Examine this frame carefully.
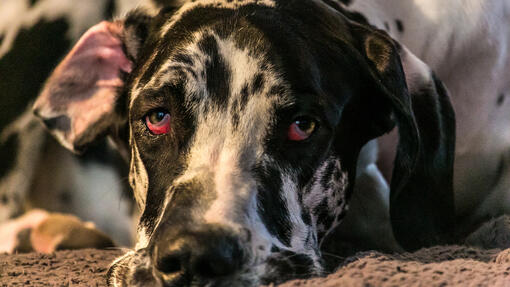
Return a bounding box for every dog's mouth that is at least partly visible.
[107,248,320,287]
[156,270,258,287]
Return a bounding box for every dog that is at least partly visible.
[31,0,510,286]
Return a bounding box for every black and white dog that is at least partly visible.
[30,0,510,286]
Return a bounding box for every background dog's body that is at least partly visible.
[0,0,150,247]
[333,0,510,254]
[364,0,510,226]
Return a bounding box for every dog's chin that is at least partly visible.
[108,265,258,287]
[107,249,319,287]
[107,249,259,287]
[259,250,322,285]
[107,250,164,287]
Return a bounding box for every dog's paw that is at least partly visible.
[0,209,49,253]
[0,210,115,253]
[30,212,115,252]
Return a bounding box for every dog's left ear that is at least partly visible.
[343,23,456,250]
[32,10,153,153]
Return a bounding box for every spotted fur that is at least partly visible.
[32,0,460,285]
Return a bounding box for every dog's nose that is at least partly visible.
[154,231,245,279]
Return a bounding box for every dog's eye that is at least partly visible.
[288,117,317,141]
[145,110,171,135]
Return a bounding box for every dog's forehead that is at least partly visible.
[128,3,300,117]
[158,0,276,38]
[127,0,331,107]
[132,31,281,100]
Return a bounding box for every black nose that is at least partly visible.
[154,230,245,279]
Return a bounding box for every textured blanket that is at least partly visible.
[1,217,510,286]
[1,246,509,286]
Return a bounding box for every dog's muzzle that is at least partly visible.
[108,222,322,286]
[108,225,257,287]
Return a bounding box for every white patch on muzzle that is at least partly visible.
[281,173,323,269]
[145,32,293,264]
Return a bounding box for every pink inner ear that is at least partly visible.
[70,21,132,75]
[34,21,132,150]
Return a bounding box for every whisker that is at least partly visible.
[320,251,345,260]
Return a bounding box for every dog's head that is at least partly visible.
[33,0,455,285]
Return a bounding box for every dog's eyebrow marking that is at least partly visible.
[130,51,159,109]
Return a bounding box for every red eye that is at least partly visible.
[145,110,170,135]
[287,117,317,141]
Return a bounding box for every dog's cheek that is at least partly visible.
[261,251,319,284]
[302,157,349,239]
[108,251,134,287]
[129,142,149,211]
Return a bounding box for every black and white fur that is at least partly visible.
[30,0,460,285]
[29,0,510,286]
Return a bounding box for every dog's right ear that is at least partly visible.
[33,10,152,153]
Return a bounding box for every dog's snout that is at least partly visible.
[154,229,246,279]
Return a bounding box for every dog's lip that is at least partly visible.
[158,269,244,287]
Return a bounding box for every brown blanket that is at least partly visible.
[1,246,509,286]
[2,216,510,286]
[278,246,510,287]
